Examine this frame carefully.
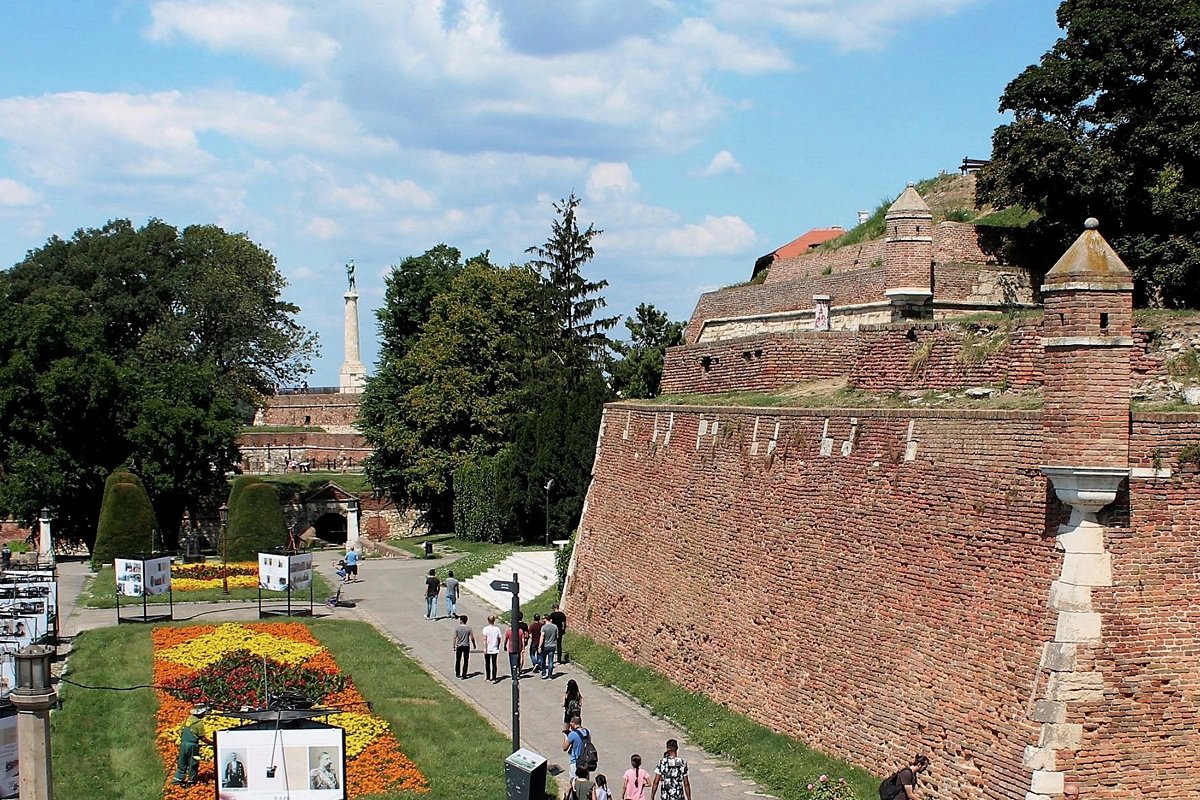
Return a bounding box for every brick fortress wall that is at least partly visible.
[260,392,361,428]
[566,404,1200,799]
[663,321,1185,397]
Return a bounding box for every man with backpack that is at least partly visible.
[878,754,929,800]
[563,716,597,778]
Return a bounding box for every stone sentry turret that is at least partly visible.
[1026,219,1133,800]
[883,182,934,320]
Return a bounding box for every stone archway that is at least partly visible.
[314,512,348,544]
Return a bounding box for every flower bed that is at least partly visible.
[153,623,429,799]
[170,562,261,592]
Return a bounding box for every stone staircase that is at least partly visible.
[462,550,558,610]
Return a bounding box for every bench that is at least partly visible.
[961,157,990,174]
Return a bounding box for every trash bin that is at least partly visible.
[505,748,547,800]
[423,541,434,559]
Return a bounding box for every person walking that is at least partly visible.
[549,603,568,661]
[622,754,651,800]
[563,678,584,725]
[344,545,360,582]
[566,765,595,800]
[505,618,526,679]
[528,613,544,673]
[562,716,591,779]
[424,569,440,619]
[452,615,476,679]
[594,773,611,800]
[878,754,929,800]
[444,570,460,617]
[172,704,212,786]
[1,544,11,571]
[482,615,502,682]
[540,615,560,679]
[650,739,690,800]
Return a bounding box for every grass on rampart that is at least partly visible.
[54,620,548,800]
[80,565,333,608]
[240,424,328,433]
[514,587,878,800]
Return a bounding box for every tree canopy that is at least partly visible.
[978,0,1200,306]
[361,255,554,530]
[611,303,685,399]
[0,219,315,548]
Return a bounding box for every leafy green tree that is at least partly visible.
[525,193,619,371]
[375,244,470,362]
[226,482,286,561]
[362,259,555,531]
[978,0,1200,306]
[92,470,157,567]
[0,219,315,549]
[611,303,685,398]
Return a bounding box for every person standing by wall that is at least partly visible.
[540,616,560,679]
[452,615,476,679]
[878,754,929,800]
[424,568,440,619]
[650,739,690,800]
[482,615,503,682]
[444,570,460,617]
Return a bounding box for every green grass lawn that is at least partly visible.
[55,620,555,799]
[518,590,878,800]
[80,565,333,608]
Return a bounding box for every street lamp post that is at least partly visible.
[543,479,554,548]
[12,644,56,800]
[219,503,230,595]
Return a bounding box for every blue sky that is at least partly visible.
[0,1,1063,385]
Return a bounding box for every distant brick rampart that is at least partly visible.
[260,392,361,427]
[661,333,859,395]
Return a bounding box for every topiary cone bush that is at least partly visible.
[227,474,265,512]
[92,473,157,568]
[226,482,286,561]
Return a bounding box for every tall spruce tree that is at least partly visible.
[525,193,619,372]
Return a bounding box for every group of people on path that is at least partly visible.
[561,725,691,800]
[448,606,567,681]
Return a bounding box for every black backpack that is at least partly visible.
[580,729,599,772]
[566,697,582,721]
[878,771,900,800]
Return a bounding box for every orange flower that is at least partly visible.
[152,622,429,797]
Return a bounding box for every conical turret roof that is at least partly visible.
[1044,219,1133,287]
[886,183,930,216]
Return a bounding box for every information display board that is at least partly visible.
[214,724,345,799]
[258,553,313,592]
[115,557,171,597]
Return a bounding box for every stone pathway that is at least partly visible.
[54,555,774,798]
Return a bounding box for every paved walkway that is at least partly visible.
[54,554,773,799]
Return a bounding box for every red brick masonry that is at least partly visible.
[567,404,1200,800]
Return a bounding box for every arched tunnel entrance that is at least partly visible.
[314,512,347,545]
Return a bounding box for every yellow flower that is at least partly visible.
[157,624,323,670]
[339,712,391,758]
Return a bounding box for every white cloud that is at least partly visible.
[586,163,639,202]
[147,0,338,70]
[656,215,758,257]
[304,216,341,240]
[711,0,977,51]
[694,150,743,177]
[0,179,41,207]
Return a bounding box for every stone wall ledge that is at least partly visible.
[608,400,1042,421]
